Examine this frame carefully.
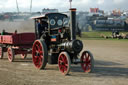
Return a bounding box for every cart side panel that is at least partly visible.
[18,33,36,44]
[1,33,35,45]
[2,35,19,44]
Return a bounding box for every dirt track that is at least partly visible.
[0,39,128,85]
[0,21,128,85]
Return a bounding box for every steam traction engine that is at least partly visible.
[32,9,94,75]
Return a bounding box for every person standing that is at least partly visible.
[36,19,43,39]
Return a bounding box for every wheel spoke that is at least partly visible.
[61,55,65,61]
[63,65,67,71]
[65,64,68,66]
[86,53,88,58]
[59,65,63,70]
[39,55,43,61]
[40,50,43,54]
[62,66,64,72]
[36,44,40,50]
[64,57,67,64]
[59,59,63,63]
[8,50,11,59]
[59,64,64,72]
[84,64,88,70]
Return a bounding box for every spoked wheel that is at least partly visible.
[58,52,71,75]
[81,51,94,73]
[21,53,27,59]
[0,46,4,59]
[32,40,48,69]
[7,47,15,62]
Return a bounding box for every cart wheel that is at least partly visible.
[58,52,71,75]
[7,47,15,62]
[21,54,27,59]
[0,46,4,59]
[32,40,48,69]
[81,51,94,73]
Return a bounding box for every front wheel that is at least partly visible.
[58,52,71,75]
[81,51,94,73]
[32,40,48,69]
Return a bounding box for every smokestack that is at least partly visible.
[70,8,76,40]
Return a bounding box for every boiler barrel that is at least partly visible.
[59,40,83,53]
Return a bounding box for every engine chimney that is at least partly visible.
[70,8,76,40]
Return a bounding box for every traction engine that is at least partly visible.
[32,8,94,75]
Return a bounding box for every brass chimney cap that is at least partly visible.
[70,8,77,11]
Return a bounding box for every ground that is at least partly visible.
[0,39,128,85]
[0,21,128,85]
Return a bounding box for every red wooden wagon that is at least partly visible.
[0,31,35,62]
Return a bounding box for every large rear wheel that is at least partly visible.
[32,40,48,69]
[0,46,4,59]
[58,52,71,75]
[81,51,94,73]
[7,47,15,62]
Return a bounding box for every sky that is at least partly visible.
[0,0,127,12]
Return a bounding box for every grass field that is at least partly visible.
[77,31,128,42]
[81,31,128,38]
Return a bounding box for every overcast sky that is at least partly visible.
[0,0,127,12]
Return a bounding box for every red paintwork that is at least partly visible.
[58,53,68,74]
[7,48,13,62]
[81,51,91,72]
[0,31,36,60]
[32,40,43,69]
[0,33,36,45]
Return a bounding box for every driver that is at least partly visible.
[36,19,48,39]
[36,19,42,38]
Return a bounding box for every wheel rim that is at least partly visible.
[8,48,13,62]
[0,47,3,58]
[32,41,43,69]
[81,51,91,72]
[58,52,70,75]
